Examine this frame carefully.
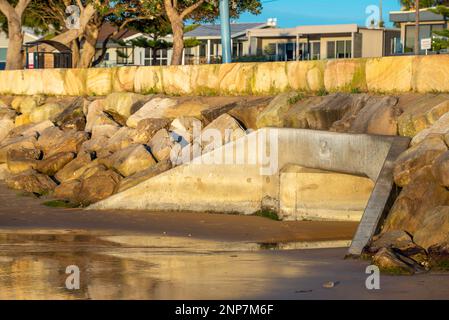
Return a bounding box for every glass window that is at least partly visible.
[327,41,335,59]
[336,40,345,58]
[345,40,352,58]
[0,48,6,62]
[312,42,320,60]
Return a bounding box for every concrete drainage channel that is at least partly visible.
[90,128,410,257]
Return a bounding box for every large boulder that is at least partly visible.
[76,168,122,206]
[432,151,449,187]
[102,144,156,177]
[393,136,446,187]
[202,114,246,153]
[36,152,76,176]
[0,135,37,163]
[348,96,401,135]
[103,127,151,154]
[136,118,171,141]
[0,108,17,121]
[228,98,272,130]
[6,147,41,174]
[369,230,419,256]
[148,129,176,162]
[397,95,449,137]
[11,95,45,115]
[54,97,86,132]
[413,206,449,250]
[372,248,419,275]
[5,170,57,195]
[103,92,147,125]
[37,127,89,158]
[412,112,449,146]
[170,116,202,146]
[7,120,54,139]
[428,242,449,271]
[256,92,298,128]
[0,119,14,142]
[54,151,94,183]
[126,97,177,128]
[384,166,449,234]
[53,179,81,203]
[116,159,172,193]
[29,102,64,123]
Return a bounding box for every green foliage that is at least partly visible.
[288,92,305,105]
[253,210,280,221]
[430,5,449,51]
[43,200,79,208]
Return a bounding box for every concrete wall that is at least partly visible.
[1,55,449,96]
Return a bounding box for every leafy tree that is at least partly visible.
[162,0,262,65]
[0,0,32,70]
[431,5,449,51]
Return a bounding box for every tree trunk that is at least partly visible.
[170,19,184,65]
[71,39,80,68]
[5,15,24,70]
[78,24,99,68]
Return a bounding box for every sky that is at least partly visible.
[238,0,402,28]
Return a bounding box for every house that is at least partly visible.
[0,29,39,70]
[95,21,273,67]
[390,8,449,54]
[246,24,400,61]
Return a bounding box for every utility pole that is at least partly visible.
[220,0,232,63]
[379,0,384,27]
[415,0,420,55]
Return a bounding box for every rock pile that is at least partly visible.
[0,93,257,206]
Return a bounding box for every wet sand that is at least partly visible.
[0,184,448,300]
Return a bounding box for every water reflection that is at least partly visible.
[0,231,318,300]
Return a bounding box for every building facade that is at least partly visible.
[0,30,39,70]
[246,24,400,61]
[390,8,449,54]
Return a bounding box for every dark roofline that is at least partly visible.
[390,9,446,23]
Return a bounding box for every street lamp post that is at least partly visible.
[219,0,232,63]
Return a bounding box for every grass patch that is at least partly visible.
[43,200,79,208]
[316,88,328,96]
[253,210,280,221]
[432,259,449,271]
[288,92,305,105]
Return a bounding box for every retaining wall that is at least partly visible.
[1,55,449,96]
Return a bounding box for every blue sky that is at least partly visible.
[238,0,402,28]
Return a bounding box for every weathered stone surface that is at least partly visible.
[126,98,176,128]
[398,95,449,137]
[287,61,325,92]
[432,151,449,187]
[64,69,87,96]
[54,151,94,183]
[0,108,17,121]
[369,230,417,254]
[384,166,449,234]
[414,206,449,250]
[77,168,122,206]
[148,129,175,162]
[116,159,172,193]
[37,127,89,158]
[253,62,289,94]
[372,248,416,275]
[256,92,298,128]
[53,179,81,202]
[200,102,238,126]
[133,66,163,94]
[29,102,64,123]
[228,98,272,130]
[14,114,31,126]
[219,63,257,94]
[366,56,413,92]
[202,114,246,153]
[104,144,156,177]
[136,118,171,141]
[415,55,449,93]
[412,112,449,146]
[170,116,202,145]
[0,163,9,180]
[8,120,54,138]
[36,152,76,176]
[112,66,137,92]
[86,68,112,96]
[6,147,41,174]
[428,242,449,270]
[349,96,401,135]
[5,170,57,195]
[393,136,446,187]
[162,65,192,94]
[324,59,367,92]
[85,99,106,132]
[54,97,86,132]
[11,95,45,115]
[0,135,37,163]
[104,92,147,125]
[0,119,14,141]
